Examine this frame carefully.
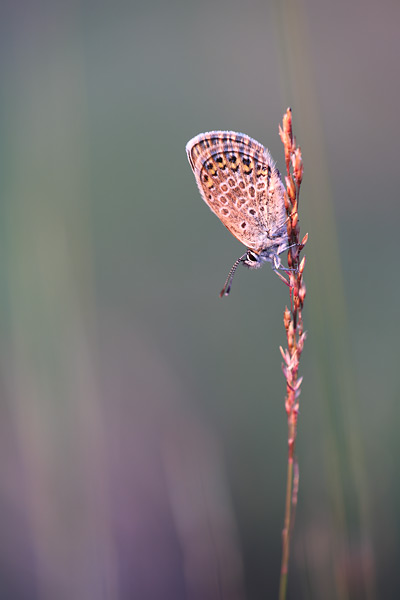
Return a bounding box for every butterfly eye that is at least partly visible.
[247,250,259,262]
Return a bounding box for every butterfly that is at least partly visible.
[186,131,290,296]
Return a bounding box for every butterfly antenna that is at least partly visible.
[219,253,248,298]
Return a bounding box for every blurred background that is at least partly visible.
[0,0,398,598]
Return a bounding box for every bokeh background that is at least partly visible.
[0,0,399,598]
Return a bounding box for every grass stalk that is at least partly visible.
[277,108,307,600]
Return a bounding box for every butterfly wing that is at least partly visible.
[186,131,287,253]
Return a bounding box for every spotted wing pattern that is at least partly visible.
[186,131,288,253]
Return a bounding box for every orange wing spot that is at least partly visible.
[205,160,218,176]
[215,154,227,168]
[242,156,254,174]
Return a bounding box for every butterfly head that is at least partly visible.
[243,248,283,270]
[243,249,266,269]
